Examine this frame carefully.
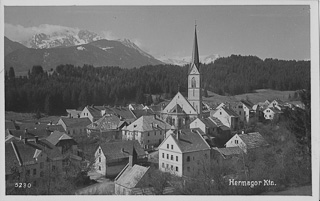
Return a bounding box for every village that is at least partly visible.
[5,27,308,195]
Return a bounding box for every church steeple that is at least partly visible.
[192,24,200,67]
[188,24,202,116]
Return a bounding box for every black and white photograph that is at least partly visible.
[1,0,319,199]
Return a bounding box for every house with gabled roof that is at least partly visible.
[225,132,269,153]
[87,114,127,139]
[57,117,91,136]
[230,100,256,124]
[158,128,211,177]
[94,140,146,178]
[210,106,239,131]
[263,107,282,120]
[122,115,171,150]
[66,109,82,118]
[268,99,285,110]
[46,131,82,159]
[5,138,63,187]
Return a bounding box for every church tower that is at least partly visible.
[188,25,202,116]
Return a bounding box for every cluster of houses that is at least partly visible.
[5,26,305,195]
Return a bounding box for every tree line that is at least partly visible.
[5,55,310,115]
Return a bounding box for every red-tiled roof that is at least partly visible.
[99,140,146,161]
[171,129,210,153]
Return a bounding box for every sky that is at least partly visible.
[4,5,310,60]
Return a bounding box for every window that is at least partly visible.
[40,171,44,177]
[171,165,173,170]
[220,112,222,115]
[171,155,173,160]
[52,165,56,171]
[167,144,169,149]
[239,111,241,115]
[162,153,164,158]
[148,132,150,136]
[176,156,178,161]
[191,77,196,88]
[99,157,101,162]
[99,166,101,171]
[171,145,173,150]
[235,140,238,144]
[166,164,169,169]
[33,169,36,176]
[269,115,271,118]
[99,149,101,154]
[176,167,179,172]
[147,140,149,143]
[40,162,44,169]
[167,154,169,159]
[162,163,165,168]
[187,156,190,162]
[26,170,30,176]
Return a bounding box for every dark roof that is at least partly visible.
[111,107,136,120]
[46,131,74,146]
[149,105,162,113]
[84,105,105,120]
[189,26,200,73]
[66,109,82,118]
[169,104,185,114]
[238,132,269,150]
[5,120,16,130]
[222,107,239,117]
[124,115,171,132]
[213,147,243,158]
[8,129,51,139]
[115,164,150,188]
[87,114,123,131]
[129,104,145,110]
[18,123,65,132]
[99,140,146,160]
[5,142,20,174]
[209,117,225,128]
[199,117,218,128]
[171,129,210,153]
[131,109,155,119]
[60,117,91,128]
[241,100,254,109]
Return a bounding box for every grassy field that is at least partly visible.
[203,89,295,106]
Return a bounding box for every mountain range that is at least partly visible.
[4,28,219,74]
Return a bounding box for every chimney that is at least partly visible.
[129,146,138,168]
[176,130,181,140]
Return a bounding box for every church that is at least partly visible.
[160,26,210,129]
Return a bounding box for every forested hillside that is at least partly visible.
[5,55,310,115]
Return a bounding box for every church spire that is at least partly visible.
[192,24,200,67]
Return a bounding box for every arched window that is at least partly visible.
[191,77,196,88]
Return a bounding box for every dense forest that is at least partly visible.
[5,55,310,115]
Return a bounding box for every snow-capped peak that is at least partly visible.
[159,54,220,66]
[22,28,103,49]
